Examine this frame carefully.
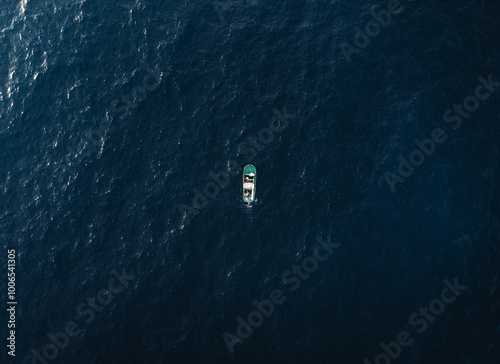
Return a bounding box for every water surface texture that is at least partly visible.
[1,0,499,363]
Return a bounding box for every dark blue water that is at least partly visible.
[1,0,499,363]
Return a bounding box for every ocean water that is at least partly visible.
[1,0,499,363]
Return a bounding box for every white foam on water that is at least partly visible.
[19,0,27,16]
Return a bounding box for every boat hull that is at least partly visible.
[242,165,256,203]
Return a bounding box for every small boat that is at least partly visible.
[242,164,256,203]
